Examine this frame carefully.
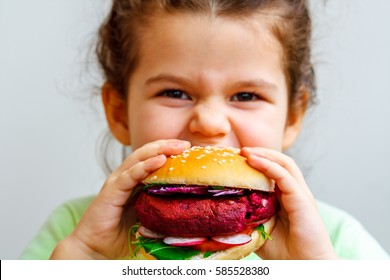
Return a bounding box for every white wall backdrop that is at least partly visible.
[1,0,389,259]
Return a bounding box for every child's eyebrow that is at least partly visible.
[145,74,191,86]
[231,80,278,92]
[145,74,278,92]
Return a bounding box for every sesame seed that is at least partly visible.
[152,176,157,180]
[201,166,207,169]
[181,160,186,163]
[169,167,174,171]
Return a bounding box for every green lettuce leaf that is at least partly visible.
[137,237,201,260]
[256,224,273,241]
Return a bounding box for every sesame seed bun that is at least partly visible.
[142,146,274,191]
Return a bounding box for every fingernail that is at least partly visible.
[182,141,191,148]
[157,154,166,160]
[173,140,190,149]
[240,147,252,155]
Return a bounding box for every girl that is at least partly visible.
[21,0,389,259]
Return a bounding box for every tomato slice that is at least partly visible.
[191,228,254,252]
[191,239,234,252]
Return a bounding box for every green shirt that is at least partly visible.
[20,196,389,260]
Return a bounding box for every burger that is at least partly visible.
[128,146,279,260]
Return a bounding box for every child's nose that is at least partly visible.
[188,102,231,138]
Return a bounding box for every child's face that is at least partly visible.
[116,13,302,151]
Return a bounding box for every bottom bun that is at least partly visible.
[129,217,275,260]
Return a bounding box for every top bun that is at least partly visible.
[143,146,274,192]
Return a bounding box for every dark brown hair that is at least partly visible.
[96,0,316,113]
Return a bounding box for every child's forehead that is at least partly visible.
[137,12,284,66]
[130,11,286,93]
[141,11,281,49]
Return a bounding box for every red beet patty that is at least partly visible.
[134,191,279,237]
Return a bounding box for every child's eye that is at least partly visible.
[158,89,191,100]
[230,92,260,102]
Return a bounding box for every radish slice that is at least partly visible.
[212,234,252,245]
[163,236,207,247]
[138,225,165,239]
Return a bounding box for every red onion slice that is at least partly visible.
[147,185,244,196]
[147,186,209,195]
[209,189,244,196]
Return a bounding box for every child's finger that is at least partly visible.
[241,147,305,185]
[101,154,167,207]
[242,147,313,199]
[246,154,297,195]
[115,139,191,174]
[246,154,315,203]
[246,154,317,218]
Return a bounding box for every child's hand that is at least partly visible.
[50,139,191,259]
[241,147,339,260]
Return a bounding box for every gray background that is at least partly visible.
[1,0,389,259]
